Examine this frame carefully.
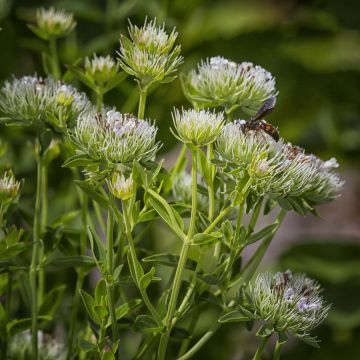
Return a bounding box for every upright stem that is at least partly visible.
[138,87,148,119]
[3,271,13,358]
[49,38,60,80]
[30,151,43,360]
[158,148,198,360]
[106,194,120,358]
[273,341,284,360]
[252,336,270,360]
[171,144,187,177]
[67,194,88,358]
[96,92,103,113]
[207,143,215,221]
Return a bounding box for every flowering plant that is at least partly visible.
[0,8,343,360]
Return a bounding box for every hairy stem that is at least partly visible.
[158,148,198,360]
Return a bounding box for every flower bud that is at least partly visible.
[108,172,134,201]
[182,56,277,115]
[0,170,20,205]
[172,108,225,147]
[246,271,329,343]
[29,7,76,40]
[118,19,183,90]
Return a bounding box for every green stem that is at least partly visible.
[252,336,270,360]
[3,271,13,358]
[30,150,43,360]
[96,92,103,112]
[138,87,148,119]
[177,321,221,360]
[158,149,198,360]
[171,144,187,178]
[207,143,215,221]
[106,194,120,358]
[122,201,161,323]
[247,199,263,235]
[49,38,61,80]
[67,194,88,358]
[273,341,284,360]
[204,205,232,235]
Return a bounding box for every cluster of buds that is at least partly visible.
[0,170,20,206]
[182,56,277,115]
[247,271,329,340]
[118,19,183,90]
[172,108,225,147]
[0,75,91,129]
[107,172,134,201]
[216,120,343,206]
[28,7,76,40]
[8,330,66,360]
[73,109,159,164]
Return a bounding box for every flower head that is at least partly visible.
[0,75,90,129]
[72,109,160,164]
[84,54,120,88]
[172,108,225,147]
[0,170,20,205]
[29,7,76,40]
[247,271,329,340]
[8,330,66,360]
[182,56,277,115]
[118,18,183,89]
[108,172,134,201]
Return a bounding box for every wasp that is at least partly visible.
[242,96,280,141]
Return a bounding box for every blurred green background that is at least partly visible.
[0,0,359,359]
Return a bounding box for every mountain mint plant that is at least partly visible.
[0,9,343,360]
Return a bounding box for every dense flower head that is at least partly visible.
[247,271,329,339]
[84,54,120,87]
[30,7,76,40]
[0,170,20,205]
[8,330,66,360]
[72,109,160,164]
[118,18,183,89]
[172,108,225,147]
[0,75,91,129]
[216,120,343,205]
[182,56,277,115]
[108,172,134,201]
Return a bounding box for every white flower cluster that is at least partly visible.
[172,108,225,147]
[0,169,20,204]
[31,7,76,40]
[248,271,329,338]
[118,19,183,89]
[182,56,277,115]
[0,75,91,129]
[73,109,159,164]
[216,121,344,205]
[8,330,66,360]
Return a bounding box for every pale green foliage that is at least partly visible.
[172,108,225,146]
[72,109,160,164]
[182,56,277,114]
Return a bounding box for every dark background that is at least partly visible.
[0,0,359,359]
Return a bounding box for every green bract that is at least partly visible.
[118,19,183,90]
[28,7,76,40]
[0,75,91,129]
[247,271,329,342]
[172,108,225,147]
[72,109,160,164]
[182,56,277,115]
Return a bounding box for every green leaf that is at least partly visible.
[133,315,162,333]
[7,316,52,337]
[297,334,320,348]
[4,227,23,247]
[93,305,109,320]
[95,279,107,304]
[0,243,27,260]
[192,231,222,246]
[246,224,278,245]
[142,253,197,270]
[80,290,100,325]
[74,180,109,208]
[139,267,156,290]
[127,251,144,284]
[51,210,80,228]
[45,255,96,269]
[198,149,212,185]
[106,299,142,328]
[39,285,66,317]
[218,310,252,323]
[62,154,98,168]
[88,226,106,266]
[256,323,274,337]
[197,273,220,285]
